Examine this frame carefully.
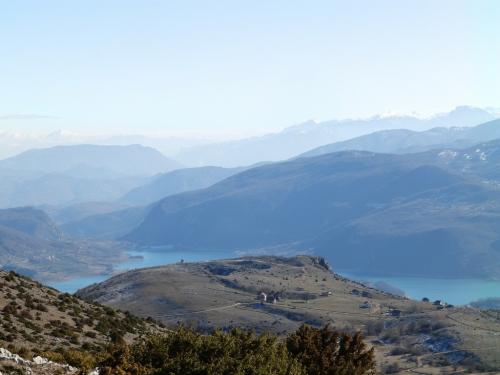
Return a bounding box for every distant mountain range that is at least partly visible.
[0,206,132,282]
[42,165,266,235]
[60,204,153,239]
[173,106,499,167]
[116,164,264,206]
[121,139,500,279]
[0,144,182,175]
[0,129,213,160]
[0,144,181,208]
[0,206,63,239]
[1,172,152,208]
[297,118,500,158]
[2,108,500,281]
[47,201,133,225]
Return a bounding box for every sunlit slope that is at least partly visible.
[76,255,500,373]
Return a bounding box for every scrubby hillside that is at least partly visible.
[77,255,500,373]
[0,269,161,373]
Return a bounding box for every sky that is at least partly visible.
[0,0,499,137]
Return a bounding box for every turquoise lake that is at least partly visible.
[49,249,500,306]
[336,271,500,306]
[49,247,237,294]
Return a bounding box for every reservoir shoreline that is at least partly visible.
[49,248,500,306]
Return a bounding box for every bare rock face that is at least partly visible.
[0,347,27,365]
[0,347,80,375]
[311,256,333,272]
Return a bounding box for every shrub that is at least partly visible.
[91,324,377,375]
[63,349,95,371]
[17,346,32,360]
[128,326,303,375]
[286,323,376,375]
[36,303,48,312]
[40,351,65,363]
[384,362,400,374]
[389,346,409,355]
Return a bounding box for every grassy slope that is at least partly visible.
[77,255,500,373]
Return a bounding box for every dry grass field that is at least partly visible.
[77,255,500,374]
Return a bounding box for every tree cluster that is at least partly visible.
[96,323,376,375]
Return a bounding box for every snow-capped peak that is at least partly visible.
[379,111,422,120]
[46,129,77,138]
[380,111,403,119]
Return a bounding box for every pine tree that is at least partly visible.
[285,323,376,375]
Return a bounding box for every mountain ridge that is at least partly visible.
[297,118,500,159]
[0,144,183,176]
[0,206,64,239]
[120,140,500,278]
[116,165,252,206]
[173,106,499,167]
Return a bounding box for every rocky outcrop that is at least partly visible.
[0,348,80,374]
[310,256,333,273]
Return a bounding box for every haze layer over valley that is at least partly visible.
[3,2,500,373]
[2,105,498,166]
[1,111,500,285]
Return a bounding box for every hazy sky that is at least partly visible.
[1,1,499,137]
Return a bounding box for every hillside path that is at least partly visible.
[156,302,255,321]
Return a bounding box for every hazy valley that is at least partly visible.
[2,115,500,281]
[5,3,500,373]
[2,110,500,373]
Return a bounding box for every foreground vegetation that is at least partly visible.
[0,268,376,375]
[3,257,500,374]
[95,324,375,375]
[0,269,161,372]
[79,256,500,373]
